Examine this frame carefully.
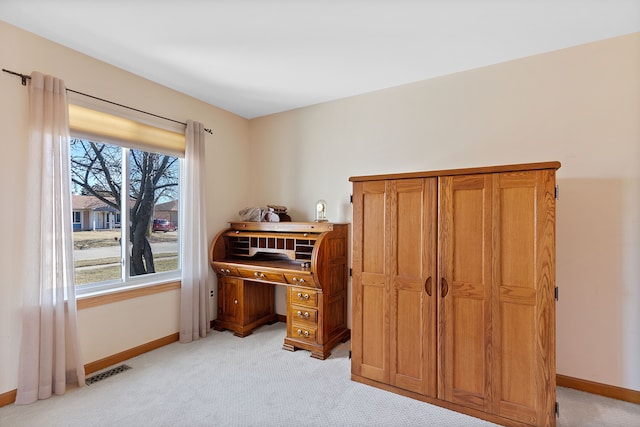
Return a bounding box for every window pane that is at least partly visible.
[128,149,179,277]
[70,137,180,286]
[70,139,123,285]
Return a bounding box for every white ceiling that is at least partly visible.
[2,1,639,119]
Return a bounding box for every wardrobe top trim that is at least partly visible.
[349,161,561,182]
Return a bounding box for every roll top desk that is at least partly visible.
[209,221,350,359]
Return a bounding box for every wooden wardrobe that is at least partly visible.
[350,162,560,427]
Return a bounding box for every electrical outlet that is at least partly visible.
[209,290,214,297]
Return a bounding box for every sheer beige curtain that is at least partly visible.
[179,120,210,342]
[16,72,84,404]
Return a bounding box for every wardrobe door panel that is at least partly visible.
[439,174,492,412]
[390,178,437,396]
[352,181,389,383]
[492,170,556,426]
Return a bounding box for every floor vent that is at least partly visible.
[85,364,131,386]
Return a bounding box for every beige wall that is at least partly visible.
[248,33,640,391]
[0,21,251,395]
[2,19,638,396]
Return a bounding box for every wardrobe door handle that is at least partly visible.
[424,276,432,296]
[441,278,449,298]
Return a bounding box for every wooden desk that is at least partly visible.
[209,221,350,359]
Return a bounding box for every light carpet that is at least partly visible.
[1,322,639,427]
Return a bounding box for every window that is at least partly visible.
[70,138,181,290]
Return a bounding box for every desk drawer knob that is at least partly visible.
[297,328,310,337]
[296,292,310,300]
[296,310,310,319]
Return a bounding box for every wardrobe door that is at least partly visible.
[351,180,390,383]
[491,169,556,426]
[438,174,493,412]
[389,178,437,396]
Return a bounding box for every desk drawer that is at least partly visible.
[289,287,318,308]
[212,262,240,277]
[289,322,317,343]
[284,273,314,288]
[237,268,286,284]
[289,306,318,324]
[211,262,240,277]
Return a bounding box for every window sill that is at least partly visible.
[77,280,181,310]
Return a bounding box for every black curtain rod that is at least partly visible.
[3,68,213,135]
